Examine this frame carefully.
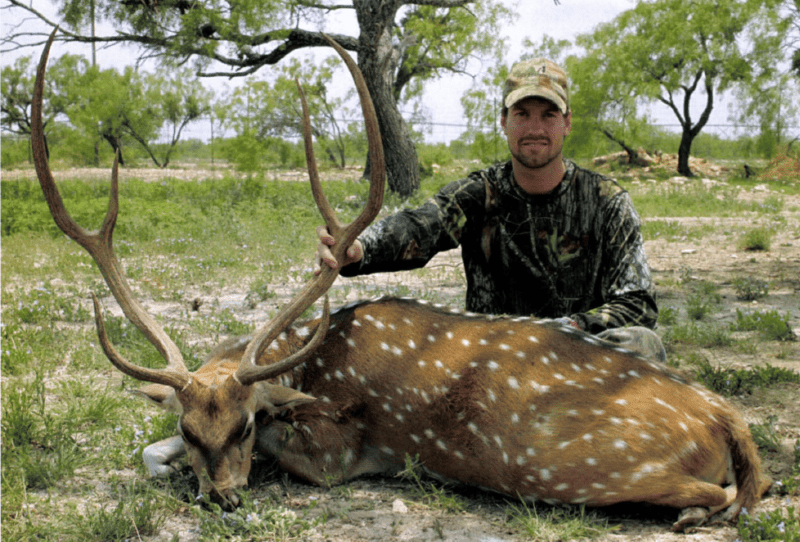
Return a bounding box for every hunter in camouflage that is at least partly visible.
[343,159,657,334]
[319,57,664,361]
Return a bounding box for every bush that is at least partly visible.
[733,309,796,341]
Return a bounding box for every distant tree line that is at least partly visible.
[3,0,799,186]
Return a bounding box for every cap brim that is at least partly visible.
[504,87,568,115]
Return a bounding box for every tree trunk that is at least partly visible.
[102,134,125,165]
[355,0,419,198]
[601,128,640,165]
[677,130,694,177]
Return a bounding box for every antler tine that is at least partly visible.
[235,35,385,386]
[32,29,190,390]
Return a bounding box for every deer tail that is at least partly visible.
[722,409,772,521]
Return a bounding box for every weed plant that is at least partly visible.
[732,309,796,341]
[739,227,773,251]
[195,491,321,541]
[749,415,783,453]
[737,506,799,542]
[507,501,617,541]
[398,454,466,514]
[694,361,800,397]
[663,321,733,348]
[733,277,770,301]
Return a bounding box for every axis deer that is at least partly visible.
[33,31,769,532]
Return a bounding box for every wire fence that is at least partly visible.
[157,117,799,148]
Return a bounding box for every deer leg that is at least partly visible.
[672,485,737,532]
[142,435,186,477]
[256,419,392,486]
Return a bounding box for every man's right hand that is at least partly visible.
[315,225,364,275]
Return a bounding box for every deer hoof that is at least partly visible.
[671,507,708,532]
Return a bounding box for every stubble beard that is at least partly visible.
[511,139,563,170]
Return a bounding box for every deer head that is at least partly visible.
[31,28,384,509]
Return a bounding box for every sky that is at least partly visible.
[2,0,734,143]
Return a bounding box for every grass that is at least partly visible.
[398,454,466,514]
[507,502,618,541]
[2,160,799,540]
[737,506,800,542]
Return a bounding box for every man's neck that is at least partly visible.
[512,156,567,195]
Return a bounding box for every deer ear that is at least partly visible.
[257,383,316,416]
[131,384,183,414]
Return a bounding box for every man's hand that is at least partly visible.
[315,225,364,275]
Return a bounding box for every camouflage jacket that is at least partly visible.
[341,159,658,332]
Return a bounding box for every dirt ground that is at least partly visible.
[7,157,800,541]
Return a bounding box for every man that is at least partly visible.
[317,58,665,362]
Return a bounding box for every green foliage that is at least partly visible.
[69,481,170,541]
[685,282,722,321]
[739,227,774,251]
[416,142,455,177]
[398,454,465,513]
[749,415,782,453]
[570,0,787,173]
[632,185,753,218]
[507,501,617,541]
[737,506,799,542]
[0,136,30,166]
[245,277,277,309]
[733,309,795,341]
[733,277,770,300]
[657,306,679,326]
[3,285,91,325]
[1,372,86,490]
[774,440,800,497]
[694,361,800,397]
[663,321,733,348]
[195,492,321,542]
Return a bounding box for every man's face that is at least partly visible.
[501,98,572,171]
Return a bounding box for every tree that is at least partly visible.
[5,0,520,196]
[1,53,79,158]
[785,0,800,77]
[568,38,652,165]
[140,70,214,167]
[730,2,798,156]
[2,50,212,166]
[574,0,784,177]
[223,57,354,168]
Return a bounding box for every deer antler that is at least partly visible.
[32,29,191,391]
[235,35,385,386]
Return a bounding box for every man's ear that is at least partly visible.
[131,384,183,414]
[564,110,572,136]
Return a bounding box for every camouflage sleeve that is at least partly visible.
[340,177,484,276]
[570,192,659,332]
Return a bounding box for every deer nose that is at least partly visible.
[208,487,241,511]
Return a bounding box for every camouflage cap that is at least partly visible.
[503,58,569,114]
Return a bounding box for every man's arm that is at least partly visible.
[318,176,485,277]
[570,192,658,332]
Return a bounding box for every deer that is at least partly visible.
[32,30,770,533]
